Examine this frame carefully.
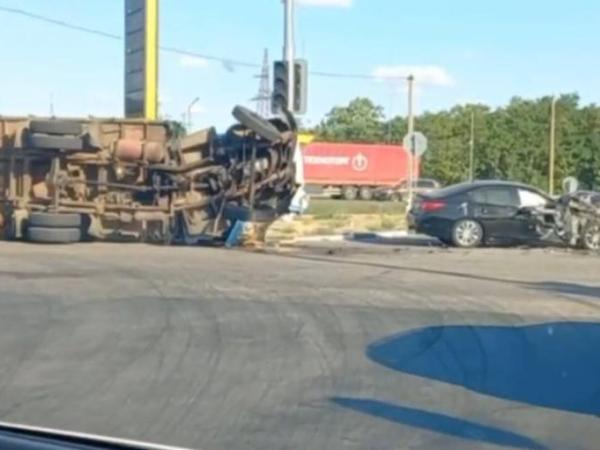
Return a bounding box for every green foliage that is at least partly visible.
[315,94,600,191]
[168,121,187,138]
[315,98,385,143]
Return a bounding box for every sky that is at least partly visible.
[0,0,598,130]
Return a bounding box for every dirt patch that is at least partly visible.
[266,213,407,243]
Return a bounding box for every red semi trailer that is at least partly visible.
[302,142,418,200]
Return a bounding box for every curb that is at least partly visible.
[293,230,409,243]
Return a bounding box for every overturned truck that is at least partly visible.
[0,106,298,244]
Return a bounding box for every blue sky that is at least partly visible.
[0,0,598,130]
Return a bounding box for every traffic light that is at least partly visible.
[272,59,308,115]
[294,59,308,115]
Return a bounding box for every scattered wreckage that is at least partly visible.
[554,191,600,251]
[0,106,299,244]
[529,190,600,251]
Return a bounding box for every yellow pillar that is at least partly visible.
[144,0,159,120]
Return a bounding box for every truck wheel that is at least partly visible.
[29,120,83,136]
[359,186,373,201]
[342,186,358,201]
[29,212,82,228]
[581,222,600,251]
[27,227,81,244]
[28,134,85,151]
[232,106,282,143]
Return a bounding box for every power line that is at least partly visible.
[310,70,408,81]
[0,5,411,82]
[0,5,259,68]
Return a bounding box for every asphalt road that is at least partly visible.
[0,240,599,450]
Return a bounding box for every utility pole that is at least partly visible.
[407,74,415,210]
[469,108,475,182]
[283,0,295,110]
[549,96,558,195]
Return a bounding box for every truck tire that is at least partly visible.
[27,227,81,244]
[342,186,358,201]
[29,212,82,228]
[29,120,83,136]
[359,186,373,201]
[232,106,282,143]
[28,134,85,151]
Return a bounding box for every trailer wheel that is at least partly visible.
[232,105,282,143]
[27,227,81,244]
[29,212,82,228]
[29,120,83,136]
[359,186,373,201]
[341,186,358,201]
[28,134,85,151]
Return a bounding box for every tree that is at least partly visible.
[314,93,599,191]
[316,98,385,143]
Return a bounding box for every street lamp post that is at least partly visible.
[283,0,295,109]
[186,97,200,131]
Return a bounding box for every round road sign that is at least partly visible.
[403,131,428,157]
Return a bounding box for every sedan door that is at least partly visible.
[514,188,554,240]
[469,186,522,240]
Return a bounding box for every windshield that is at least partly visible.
[0,2,599,450]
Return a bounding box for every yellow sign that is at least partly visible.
[144,0,158,120]
[125,0,159,120]
[298,133,315,145]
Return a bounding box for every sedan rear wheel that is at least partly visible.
[452,219,484,248]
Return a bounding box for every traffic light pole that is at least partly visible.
[283,0,295,110]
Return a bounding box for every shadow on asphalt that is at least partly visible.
[333,322,600,448]
[367,322,600,416]
[332,397,546,450]
[347,232,566,249]
[530,282,600,299]
[347,233,441,247]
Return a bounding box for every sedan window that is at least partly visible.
[471,187,518,206]
[518,189,548,207]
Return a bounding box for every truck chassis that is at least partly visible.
[0,106,297,244]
